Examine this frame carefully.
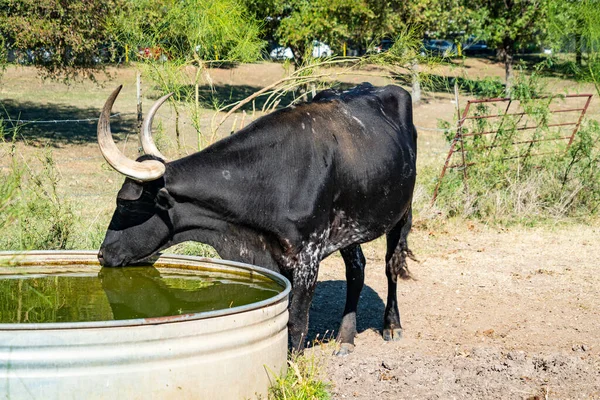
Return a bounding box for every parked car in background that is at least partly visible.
[7,49,35,64]
[311,40,332,58]
[462,39,492,56]
[422,39,457,57]
[269,46,294,60]
[269,40,332,60]
[7,48,53,64]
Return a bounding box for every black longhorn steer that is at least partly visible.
[96,82,417,353]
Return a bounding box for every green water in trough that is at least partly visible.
[0,265,283,323]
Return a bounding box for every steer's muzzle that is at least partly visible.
[97,249,106,266]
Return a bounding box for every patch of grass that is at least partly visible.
[268,351,331,400]
[421,73,505,98]
[0,130,75,250]
[0,125,21,229]
[166,241,219,258]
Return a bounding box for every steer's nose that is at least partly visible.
[98,249,105,266]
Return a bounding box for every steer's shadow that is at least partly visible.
[307,280,385,343]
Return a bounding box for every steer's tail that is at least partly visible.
[388,206,418,280]
[397,242,418,281]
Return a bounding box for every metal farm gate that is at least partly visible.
[432,93,593,203]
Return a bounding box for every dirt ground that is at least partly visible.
[1,59,599,399]
[312,224,600,399]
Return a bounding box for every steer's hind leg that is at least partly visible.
[383,208,414,341]
[335,244,366,356]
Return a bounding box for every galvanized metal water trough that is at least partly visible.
[0,251,290,400]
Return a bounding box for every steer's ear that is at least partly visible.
[155,187,175,210]
[117,180,144,201]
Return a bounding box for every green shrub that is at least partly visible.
[0,132,74,250]
[0,128,21,231]
[268,352,331,400]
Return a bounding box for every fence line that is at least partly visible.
[415,125,455,132]
[2,112,135,125]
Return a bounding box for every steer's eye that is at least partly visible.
[116,196,158,217]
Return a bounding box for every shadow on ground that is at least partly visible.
[1,99,138,146]
[148,81,361,113]
[307,280,385,343]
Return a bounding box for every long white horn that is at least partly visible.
[140,92,173,161]
[97,86,166,181]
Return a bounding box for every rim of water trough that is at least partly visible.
[0,250,291,331]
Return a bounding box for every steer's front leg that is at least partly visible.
[286,261,319,352]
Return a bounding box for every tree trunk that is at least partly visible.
[575,32,583,66]
[500,40,515,95]
[290,44,306,68]
[411,59,421,104]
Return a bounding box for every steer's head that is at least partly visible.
[97,86,176,267]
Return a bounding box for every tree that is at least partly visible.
[474,0,545,90]
[0,0,125,80]
[429,0,546,90]
[547,0,600,96]
[111,0,265,151]
[244,0,422,65]
[547,0,598,66]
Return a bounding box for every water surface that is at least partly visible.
[0,265,282,324]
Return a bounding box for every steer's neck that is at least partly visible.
[164,130,285,226]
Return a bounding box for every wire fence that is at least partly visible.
[2,112,135,125]
[415,125,454,132]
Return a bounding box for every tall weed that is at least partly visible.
[268,351,331,400]
[0,126,21,230]
[0,131,74,250]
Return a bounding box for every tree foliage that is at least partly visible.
[0,0,124,79]
[113,0,264,63]
[432,0,546,88]
[481,0,545,86]
[245,0,425,65]
[547,0,600,55]
[107,0,266,152]
[546,0,600,95]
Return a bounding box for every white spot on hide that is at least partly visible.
[240,242,250,257]
[352,116,365,129]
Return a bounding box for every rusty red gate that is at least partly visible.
[432,94,593,204]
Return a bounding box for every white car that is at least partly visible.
[270,40,332,60]
[311,40,332,57]
[269,46,294,60]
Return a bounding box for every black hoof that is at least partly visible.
[382,328,403,341]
